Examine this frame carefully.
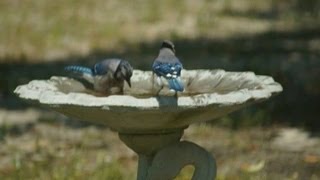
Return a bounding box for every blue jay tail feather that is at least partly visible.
[167,78,184,92]
[65,66,93,75]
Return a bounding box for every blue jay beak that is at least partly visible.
[126,78,131,87]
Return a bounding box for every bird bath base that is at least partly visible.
[14,69,282,180]
[119,128,216,180]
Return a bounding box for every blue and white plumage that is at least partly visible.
[152,40,184,92]
[65,59,133,95]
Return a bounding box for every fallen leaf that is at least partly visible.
[304,154,320,164]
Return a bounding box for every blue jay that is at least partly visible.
[65,59,133,95]
[152,40,184,92]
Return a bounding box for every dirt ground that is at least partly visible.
[0,109,319,180]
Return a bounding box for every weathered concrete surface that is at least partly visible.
[14,70,282,133]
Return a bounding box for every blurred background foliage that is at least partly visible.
[0,0,320,179]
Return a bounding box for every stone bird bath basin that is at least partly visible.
[15,69,282,180]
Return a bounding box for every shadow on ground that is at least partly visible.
[1,27,319,131]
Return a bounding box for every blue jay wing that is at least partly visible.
[152,62,170,76]
[93,59,121,75]
[65,65,95,84]
[93,62,109,75]
[152,61,182,77]
[173,63,182,76]
[152,61,184,91]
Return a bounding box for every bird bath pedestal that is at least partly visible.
[15,70,282,180]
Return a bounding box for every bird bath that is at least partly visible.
[15,69,282,180]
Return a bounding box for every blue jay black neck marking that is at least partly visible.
[161,40,175,53]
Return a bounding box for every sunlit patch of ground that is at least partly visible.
[0,109,319,179]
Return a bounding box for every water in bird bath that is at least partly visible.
[50,69,268,99]
[125,69,266,97]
